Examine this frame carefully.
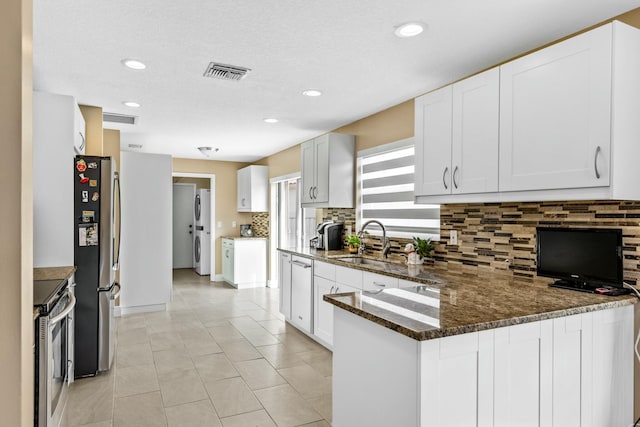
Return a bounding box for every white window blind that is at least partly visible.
[358,140,440,240]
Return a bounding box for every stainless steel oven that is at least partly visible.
[35,281,76,427]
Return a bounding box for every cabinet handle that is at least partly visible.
[373,282,387,288]
[282,254,289,258]
[594,146,601,179]
[291,260,312,269]
[335,286,340,293]
[298,315,303,320]
[442,167,449,190]
[78,132,85,151]
[313,186,318,199]
[309,187,313,200]
[330,286,335,294]
[453,166,459,189]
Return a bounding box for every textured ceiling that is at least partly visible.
[33,0,640,161]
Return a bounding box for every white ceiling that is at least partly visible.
[33,0,640,162]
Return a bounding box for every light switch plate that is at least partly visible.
[449,229,458,245]
[232,221,237,228]
[217,221,222,228]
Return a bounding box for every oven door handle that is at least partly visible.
[49,291,76,326]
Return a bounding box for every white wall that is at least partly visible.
[120,151,172,313]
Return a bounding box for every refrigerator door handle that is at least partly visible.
[112,171,121,271]
[110,282,121,301]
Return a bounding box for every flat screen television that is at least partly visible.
[536,227,623,293]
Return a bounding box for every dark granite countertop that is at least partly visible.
[34,266,76,282]
[277,247,637,341]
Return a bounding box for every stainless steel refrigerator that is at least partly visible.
[73,155,121,377]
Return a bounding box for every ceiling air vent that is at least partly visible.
[203,62,251,81]
[103,112,137,125]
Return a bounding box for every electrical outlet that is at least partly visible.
[345,225,352,235]
[449,229,458,245]
[232,221,237,228]
[217,221,222,228]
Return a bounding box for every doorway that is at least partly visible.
[172,173,216,281]
[172,183,196,268]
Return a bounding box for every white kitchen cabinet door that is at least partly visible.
[290,256,313,333]
[452,67,500,194]
[237,165,268,212]
[313,275,335,346]
[300,140,316,205]
[278,252,292,320]
[414,86,453,196]
[494,320,553,427]
[313,134,330,204]
[222,239,234,284]
[499,24,612,192]
[420,330,494,427]
[550,314,586,427]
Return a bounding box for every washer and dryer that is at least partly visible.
[194,189,211,275]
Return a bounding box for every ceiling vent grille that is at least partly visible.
[103,112,137,125]
[203,62,251,81]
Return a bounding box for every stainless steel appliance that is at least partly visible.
[73,156,121,377]
[310,221,344,250]
[34,277,76,427]
[240,224,253,237]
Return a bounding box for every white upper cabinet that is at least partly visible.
[452,68,500,194]
[415,67,500,200]
[414,86,453,196]
[499,24,612,192]
[300,133,355,208]
[237,165,268,212]
[415,21,640,204]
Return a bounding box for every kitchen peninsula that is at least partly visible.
[279,247,636,427]
[323,265,635,427]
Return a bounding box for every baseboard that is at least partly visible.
[114,306,122,317]
[119,303,166,316]
[267,279,279,288]
[213,274,224,282]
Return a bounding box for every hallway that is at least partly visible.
[63,269,332,427]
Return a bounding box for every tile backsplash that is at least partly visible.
[251,212,269,238]
[325,201,640,284]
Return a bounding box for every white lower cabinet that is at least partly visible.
[333,305,633,427]
[278,252,292,320]
[290,255,313,334]
[222,238,267,289]
[313,276,335,346]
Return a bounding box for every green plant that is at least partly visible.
[412,236,434,258]
[345,234,361,248]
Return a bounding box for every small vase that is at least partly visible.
[348,245,359,254]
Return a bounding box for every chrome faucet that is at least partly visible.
[357,220,391,259]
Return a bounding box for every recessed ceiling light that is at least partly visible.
[121,59,146,70]
[394,22,425,38]
[123,101,140,108]
[302,89,323,97]
[263,118,279,124]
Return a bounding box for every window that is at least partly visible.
[357,139,439,240]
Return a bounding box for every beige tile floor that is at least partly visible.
[62,269,333,427]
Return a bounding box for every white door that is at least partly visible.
[414,86,453,196]
[237,167,250,211]
[222,240,234,284]
[314,135,330,204]
[452,67,500,194]
[499,24,612,192]
[172,183,195,268]
[300,140,316,204]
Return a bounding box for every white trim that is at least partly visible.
[357,137,414,158]
[119,303,166,316]
[270,172,301,184]
[172,172,216,280]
